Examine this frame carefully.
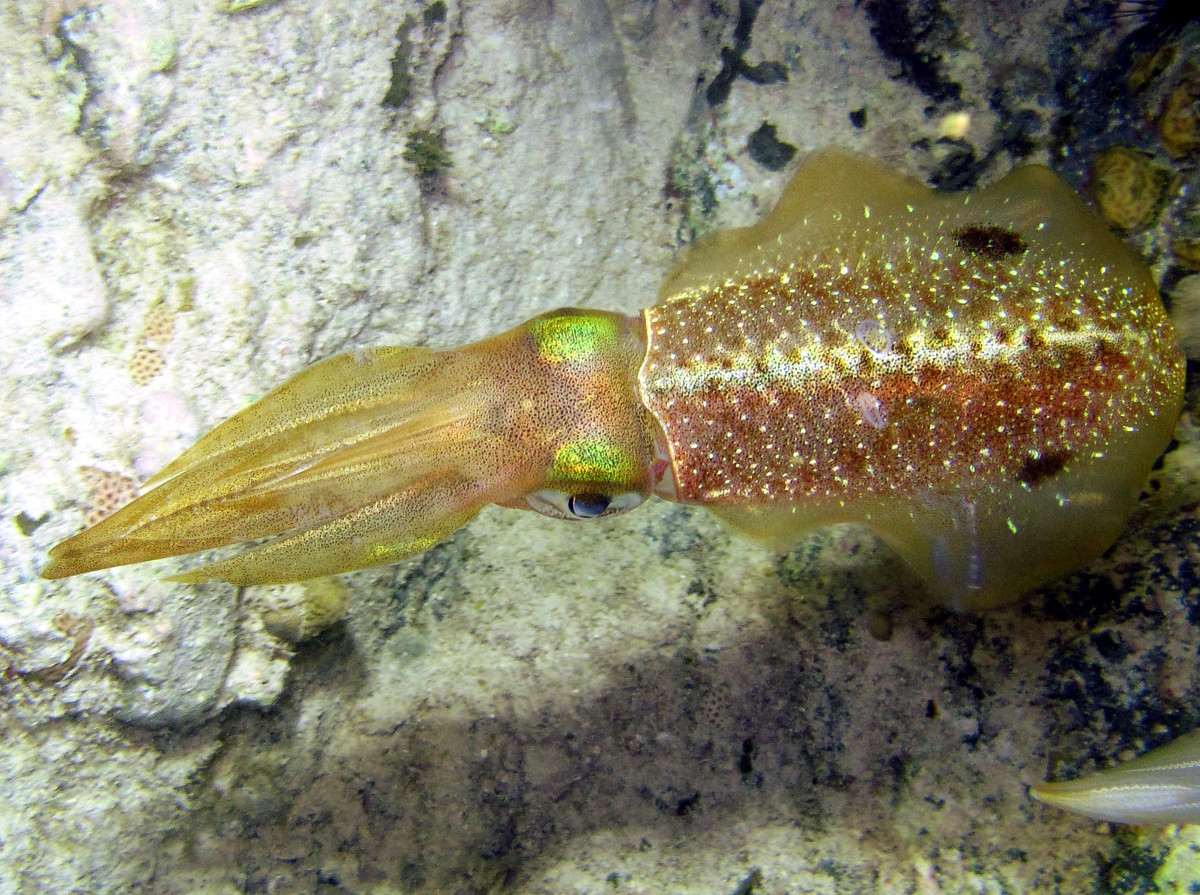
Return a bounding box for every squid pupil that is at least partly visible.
[567,493,611,518]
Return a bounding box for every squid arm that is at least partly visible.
[42,310,661,585]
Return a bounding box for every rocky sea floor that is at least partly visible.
[4,0,1200,892]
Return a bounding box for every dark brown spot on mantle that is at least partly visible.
[953,224,1028,260]
[1018,449,1072,486]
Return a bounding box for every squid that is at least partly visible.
[42,150,1192,821]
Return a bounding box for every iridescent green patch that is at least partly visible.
[529,314,622,364]
[549,439,637,489]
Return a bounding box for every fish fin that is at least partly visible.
[862,473,1135,610]
[1032,729,1200,826]
[659,149,924,298]
[705,504,850,550]
[708,439,1144,609]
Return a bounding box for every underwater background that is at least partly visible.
[3,0,1200,891]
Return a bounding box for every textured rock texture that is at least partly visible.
[3,0,1200,893]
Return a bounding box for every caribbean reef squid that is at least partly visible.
[42,149,1191,825]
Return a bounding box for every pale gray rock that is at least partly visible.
[5,190,110,352]
[58,0,180,170]
[2,0,1199,893]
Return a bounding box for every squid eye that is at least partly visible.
[567,493,610,518]
[525,489,647,521]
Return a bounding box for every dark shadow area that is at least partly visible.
[135,490,1200,893]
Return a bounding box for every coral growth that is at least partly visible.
[127,302,175,386]
[138,302,175,345]
[1158,65,1200,158]
[78,466,137,527]
[127,346,165,386]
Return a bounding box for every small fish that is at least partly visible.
[1032,729,1200,826]
[42,149,1184,615]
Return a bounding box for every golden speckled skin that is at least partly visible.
[640,151,1183,608]
[42,311,656,585]
[43,151,1182,609]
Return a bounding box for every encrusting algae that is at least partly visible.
[1089,146,1174,231]
[1158,64,1200,159]
[41,149,1190,823]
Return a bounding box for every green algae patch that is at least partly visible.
[382,20,414,108]
[423,1,447,26]
[219,0,282,12]
[666,126,718,242]
[403,129,452,180]
[1152,825,1200,893]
